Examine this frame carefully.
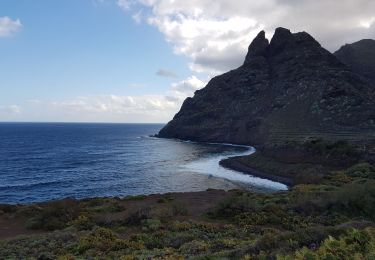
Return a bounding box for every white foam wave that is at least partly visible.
[181,142,288,191]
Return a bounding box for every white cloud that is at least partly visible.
[170,76,205,93]
[48,94,177,122]
[118,0,375,75]
[360,17,375,29]
[0,105,21,114]
[166,75,206,102]
[147,15,262,74]
[0,16,22,37]
[132,10,143,24]
[117,0,133,10]
[0,76,206,123]
[156,68,178,78]
[0,105,22,122]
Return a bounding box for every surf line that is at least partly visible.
[177,139,288,191]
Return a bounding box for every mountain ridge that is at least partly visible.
[334,39,375,86]
[157,28,375,146]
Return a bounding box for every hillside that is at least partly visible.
[334,39,375,85]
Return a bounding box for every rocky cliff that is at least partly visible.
[334,39,375,86]
[157,28,375,145]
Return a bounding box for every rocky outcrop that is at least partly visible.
[244,31,269,63]
[157,28,375,146]
[334,39,375,86]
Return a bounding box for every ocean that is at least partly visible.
[0,123,287,204]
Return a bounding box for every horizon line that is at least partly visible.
[0,121,166,125]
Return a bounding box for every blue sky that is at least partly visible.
[1,1,189,104]
[1,0,374,122]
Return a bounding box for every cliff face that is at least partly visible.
[158,28,375,145]
[334,39,375,86]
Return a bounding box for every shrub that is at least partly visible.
[141,218,162,231]
[210,194,260,218]
[171,203,188,216]
[329,180,375,220]
[344,163,375,179]
[76,227,144,254]
[125,207,152,225]
[293,179,375,221]
[280,228,375,259]
[169,221,193,232]
[179,240,209,255]
[70,215,94,231]
[304,139,359,158]
[24,199,80,231]
[329,172,353,185]
[157,198,168,203]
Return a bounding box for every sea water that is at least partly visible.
[0,123,287,204]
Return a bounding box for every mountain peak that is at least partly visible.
[244,30,269,64]
[268,28,321,56]
[244,28,322,64]
[158,28,375,146]
[272,27,292,40]
[335,39,375,85]
[268,27,293,50]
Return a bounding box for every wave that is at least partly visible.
[177,140,288,191]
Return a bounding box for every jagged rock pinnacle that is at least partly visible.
[244,30,269,64]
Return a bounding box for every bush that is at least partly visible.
[329,180,375,220]
[76,227,144,254]
[344,163,375,179]
[280,228,375,259]
[305,139,359,158]
[141,219,162,231]
[125,207,151,225]
[171,203,188,216]
[294,179,375,220]
[210,194,260,218]
[70,215,94,231]
[24,199,81,231]
[179,240,209,255]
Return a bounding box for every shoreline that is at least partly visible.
[219,155,294,186]
[157,136,293,188]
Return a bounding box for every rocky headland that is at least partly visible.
[157,27,375,186]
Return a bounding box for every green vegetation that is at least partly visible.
[304,139,359,158]
[281,228,375,259]
[1,146,375,259]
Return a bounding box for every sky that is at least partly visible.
[0,0,374,123]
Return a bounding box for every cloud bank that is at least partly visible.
[2,76,206,123]
[119,0,375,75]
